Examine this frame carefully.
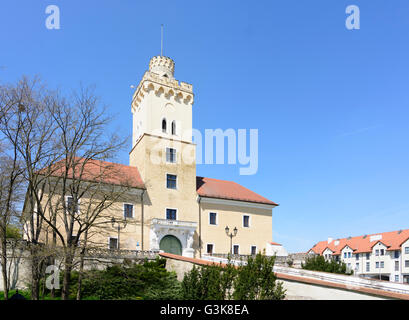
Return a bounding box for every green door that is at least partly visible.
[160,235,182,255]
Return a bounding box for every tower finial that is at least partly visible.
[161,24,164,57]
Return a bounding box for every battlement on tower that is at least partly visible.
[131,56,194,112]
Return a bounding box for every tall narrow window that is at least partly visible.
[162,119,167,133]
[124,204,134,219]
[66,196,79,214]
[233,245,239,255]
[109,237,118,250]
[171,121,176,135]
[209,212,217,225]
[243,215,250,228]
[166,148,176,163]
[207,244,214,255]
[166,174,177,189]
[251,246,257,255]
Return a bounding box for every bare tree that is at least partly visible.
[0,77,130,300]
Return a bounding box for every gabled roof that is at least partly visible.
[309,229,409,255]
[196,176,278,206]
[39,158,145,189]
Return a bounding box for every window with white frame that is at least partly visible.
[166,174,177,189]
[166,148,176,163]
[405,247,409,254]
[405,260,409,268]
[395,275,399,282]
[124,204,134,219]
[206,244,214,255]
[375,249,379,256]
[166,208,177,220]
[380,261,384,268]
[109,237,118,250]
[376,262,379,268]
[209,212,217,225]
[243,215,250,228]
[66,196,79,214]
[251,246,257,255]
[380,249,385,256]
[366,253,370,260]
[395,261,399,271]
[395,250,400,259]
[366,262,370,272]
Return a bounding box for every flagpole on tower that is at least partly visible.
[161,24,164,57]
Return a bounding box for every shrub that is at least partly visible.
[301,255,352,275]
[181,253,286,300]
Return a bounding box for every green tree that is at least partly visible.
[233,253,286,300]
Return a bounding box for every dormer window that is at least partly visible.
[162,119,167,133]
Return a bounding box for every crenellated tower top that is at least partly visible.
[149,55,175,79]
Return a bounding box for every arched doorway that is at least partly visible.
[160,235,182,255]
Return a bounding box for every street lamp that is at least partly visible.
[111,217,127,250]
[225,226,238,255]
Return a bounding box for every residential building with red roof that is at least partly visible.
[307,229,409,284]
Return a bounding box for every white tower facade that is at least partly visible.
[130,56,194,148]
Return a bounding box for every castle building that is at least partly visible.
[308,229,409,284]
[33,56,280,259]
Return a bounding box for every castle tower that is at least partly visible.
[130,56,198,258]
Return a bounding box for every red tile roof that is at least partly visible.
[309,229,409,255]
[40,158,145,189]
[270,242,282,246]
[196,176,278,206]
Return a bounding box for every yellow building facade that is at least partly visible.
[37,56,279,259]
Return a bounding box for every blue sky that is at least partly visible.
[1,0,409,253]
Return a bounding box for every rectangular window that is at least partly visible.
[109,237,118,250]
[70,235,79,247]
[66,196,79,214]
[395,261,399,271]
[209,212,217,225]
[243,215,250,228]
[395,275,399,282]
[375,249,379,256]
[376,262,379,269]
[405,247,409,254]
[355,263,359,271]
[166,209,177,220]
[207,244,214,255]
[395,251,400,259]
[348,252,351,258]
[380,261,384,268]
[366,262,370,272]
[251,246,257,255]
[344,252,347,259]
[380,249,385,256]
[124,204,134,219]
[356,254,359,260]
[166,148,176,163]
[366,253,370,260]
[233,245,240,255]
[405,260,409,268]
[166,174,177,189]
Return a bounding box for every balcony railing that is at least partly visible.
[151,218,197,228]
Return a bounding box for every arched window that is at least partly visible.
[171,121,176,135]
[162,118,167,133]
